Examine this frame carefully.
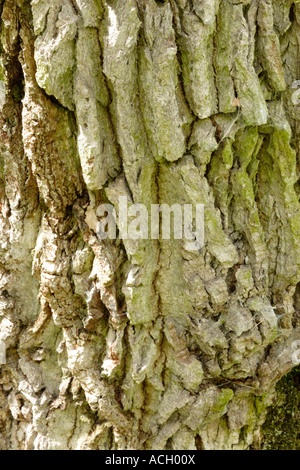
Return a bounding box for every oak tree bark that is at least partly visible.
[0,0,299,450]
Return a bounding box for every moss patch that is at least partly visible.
[262,367,300,450]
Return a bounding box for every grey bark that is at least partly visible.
[0,0,299,450]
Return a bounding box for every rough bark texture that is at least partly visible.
[0,0,300,450]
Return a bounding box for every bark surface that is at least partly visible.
[0,0,300,450]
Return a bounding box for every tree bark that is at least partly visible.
[0,0,299,450]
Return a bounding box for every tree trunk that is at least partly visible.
[0,0,299,450]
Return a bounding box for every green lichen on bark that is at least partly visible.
[0,0,299,450]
